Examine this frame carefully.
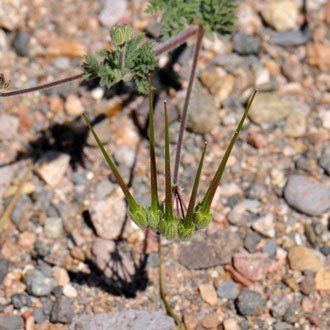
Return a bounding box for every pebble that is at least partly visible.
[268,29,312,47]
[283,301,303,324]
[36,151,70,186]
[0,315,24,330]
[307,43,330,70]
[90,196,126,240]
[183,311,198,330]
[223,318,240,330]
[70,310,175,330]
[53,266,70,286]
[233,252,270,281]
[33,307,49,324]
[0,166,14,214]
[86,118,112,146]
[315,269,330,290]
[176,83,218,134]
[319,143,330,175]
[54,57,71,70]
[0,258,8,285]
[319,109,330,129]
[244,230,262,253]
[252,214,275,238]
[50,297,74,324]
[271,297,290,318]
[11,293,31,309]
[284,174,330,216]
[300,271,316,295]
[0,114,19,140]
[26,269,55,297]
[92,238,135,281]
[34,239,52,258]
[146,252,159,268]
[114,146,136,168]
[95,180,115,200]
[199,283,218,306]
[260,0,298,31]
[44,217,63,239]
[62,284,78,298]
[11,30,30,57]
[248,92,294,125]
[288,246,325,272]
[98,0,127,27]
[282,55,303,82]
[262,240,277,256]
[64,94,84,116]
[202,313,220,328]
[274,321,294,330]
[217,280,238,299]
[236,290,265,316]
[232,32,260,55]
[284,111,306,137]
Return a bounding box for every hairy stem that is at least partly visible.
[173,26,205,184]
[158,235,185,329]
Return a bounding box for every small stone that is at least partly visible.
[53,267,70,286]
[64,95,84,116]
[36,151,70,186]
[283,301,303,324]
[62,284,77,298]
[223,318,240,330]
[95,180,114,200]
[11,293,32,309]
[33,307,49,324]
[271,297,290,318]
[54,57,71,70]
[300,271,316,295]
[288,246,325,272]
[44,217,63,239]
[274,322,294,330]
[0,315,24,330]
[284,175,330,216]
[183,311,198,330]
[319,109,330,130]
[252,214,275,238]
[113,146,135,168]
[217,281,238,299]
[0,166,14,214]
[202,313,220,329]
[50,297,74,324]
[98,0,127,27]
[11,30,30,57]
[248,92,294,125]
[26,269,55,297]
[284,112,306,137]
[320,245,330,256]
[307,43,330,70]
[244,230,262,253]
[320,144,330,175]
[268,29,311,47]
[233,252,270,282]
[315,269,330,290]
[146,252,159,268]
[0,258,8,285]
[262,240,277,256]
[0,114,19,140]
[247,131,267,149]
[233,32,260,55]
[199,283,218,306]
[86,118,112,146]
[236,290,264,316]
[260,1,298,31]
[45,36,87,58]
[34,239,52,257]
[0,0,27,30]
[282,55,303,82]
[92,238,135,281]
[18,231,37,248]
[90,196,126,240]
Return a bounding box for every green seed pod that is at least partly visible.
[178,221,195,241]
[193,204,212,229]
[147,207,163,232]
[110,25,132,47]
[160,215,178,240]
[129,203,148,228]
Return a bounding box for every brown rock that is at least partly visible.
[282,55,303,82]
[18,232,37,248]
[288,246,325,272]
[315,269,330,290]
[307,43,330,70]
[199,283,218,306]
[183,311,199,330]
[53,266,70,286]
[44,37,87,58]
[202,313,220,329]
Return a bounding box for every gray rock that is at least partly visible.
[0,114,19,141]
[268,29,311,47]
[233,32,260,55]
[26,269,55,297]
[95,180,115,200]
[33,307,49,324]
[114,146,136,168]
[70,310,175,330]
[273,322,294,330]
[217,281,238,299]
[236,290,265,316]
[11,31,31,57]
[0,258,8,285]
[50,297,74,324]
[320,245,330,256]
[248,92,294,125]
[320,144,330,175]
[244,230,262,253]
[283,301,303,324]
[11,293,32,309]
[98,0,127,27]
[0,315,24,330]
[262,240,277,257]
[34,240,52,258]
[284,174,330,216]
[271,297,290,318]
[147,252,159,268]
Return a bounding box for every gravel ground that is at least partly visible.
[0,0,330,329]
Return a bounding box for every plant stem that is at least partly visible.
[0,26,199,98]
[173,26,204,185]
[0,74,83,97]
[158,235,185,329]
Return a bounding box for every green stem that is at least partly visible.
[202,90,257,210]
[158,235,185,329]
